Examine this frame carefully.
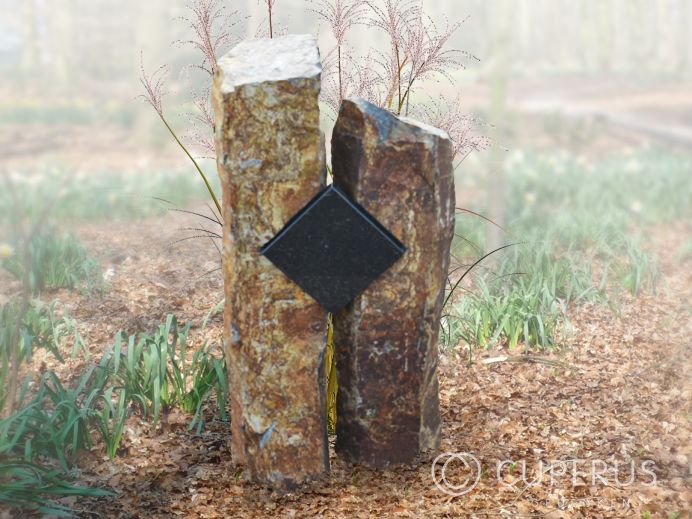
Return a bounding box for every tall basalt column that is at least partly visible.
[332,97,455,468]
[213,34,329,487]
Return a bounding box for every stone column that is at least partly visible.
[213,34,329,488]
[331,98,455,468]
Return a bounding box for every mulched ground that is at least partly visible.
[2,206,688,518]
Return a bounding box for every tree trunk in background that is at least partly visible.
[20,0,38,79]
[48,0,74,88]
[136,0,168,73]
[134,0,170,145]
[684,0,692,77]
[484,0,510,256]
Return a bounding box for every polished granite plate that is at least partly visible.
[261,185,406,313]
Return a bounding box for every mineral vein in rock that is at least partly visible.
[332,97,455,468]
[213,34,329,487]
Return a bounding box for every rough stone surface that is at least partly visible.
[331,97,455,468]
[213,34,329,488]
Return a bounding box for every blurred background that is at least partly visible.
[1,0,691,172]
[1,0,691,209]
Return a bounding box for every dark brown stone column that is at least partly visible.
[213,34,329,488]
[331,97,455,468]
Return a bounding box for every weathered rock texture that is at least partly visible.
[213,34,329,488]
[332,97,455,468]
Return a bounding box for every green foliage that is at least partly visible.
[0,369,99,468]
[446,149,687,350]
[0,460,112,517]
[443,244,597,350]
[502,150,692,233]
[93,387,128,459]
[2,300,84,361]
[613,236,659,296]
[0,300,84,412]
[170,341,228,431]
[0,167,219,224]
[1,227,101,295]
[113,316,188,424]
[1,314,226,466]
[112,315,227,431]
[0,313,227,514]
[0,98,134,126]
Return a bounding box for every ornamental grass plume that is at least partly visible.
[309,0,368,106]
[365,0,418,110]
[177,0,242,76]
[138,0,246,219]
[140,0,488,214]
[311,0,486,163]
[138,55,222,218]
[138,55,167,118]
[314,0,477,118]
[412,94,491,167]
[186,88,217,158]
[177,0,244,158]
[138,0,247,218]
[397,10,477,115]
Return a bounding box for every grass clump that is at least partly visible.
[0,300,85,412]
[1,226,101,296]
[0,369,113,515]
[2,313,227,463]
[0,98,134,126]
[112,314,227,431]
[0,460,111,517]
[0,313,227,515]
[0,370,100,467]
[445,148,688,351]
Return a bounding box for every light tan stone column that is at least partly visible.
[213,34,329,488]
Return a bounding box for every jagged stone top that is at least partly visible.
[217,34,321,93]
[399,115,450,140]
[342,97,451,142]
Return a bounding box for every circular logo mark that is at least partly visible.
[431,452,481,496]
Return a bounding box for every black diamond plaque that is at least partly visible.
[260,185,406,313]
